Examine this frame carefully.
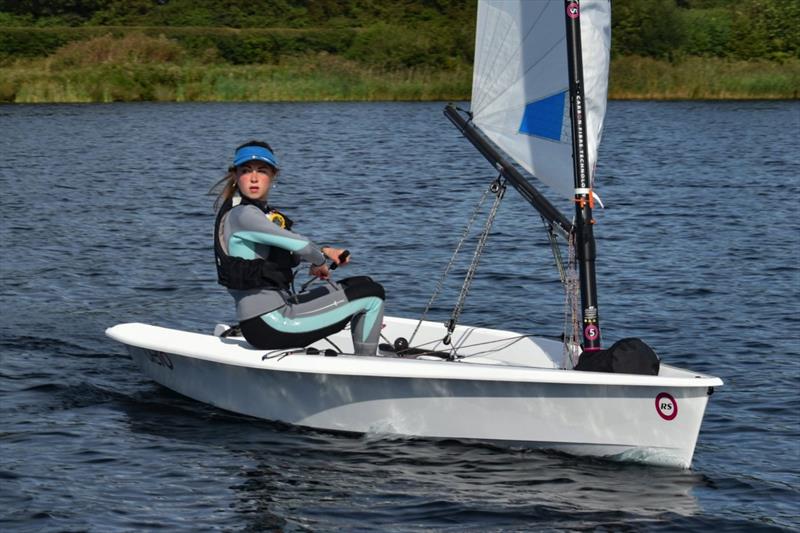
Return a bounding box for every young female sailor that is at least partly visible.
[213,140,385,355]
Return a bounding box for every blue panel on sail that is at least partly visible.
[519,92,566,141]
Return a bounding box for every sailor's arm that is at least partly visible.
[320,246,350,266]
[232,205,326,266]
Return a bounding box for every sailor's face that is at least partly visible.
[236,162,275,200]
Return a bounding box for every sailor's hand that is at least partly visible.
[322,247,350,267]
[309,263,330,280]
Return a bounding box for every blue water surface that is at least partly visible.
[1,101,798,531]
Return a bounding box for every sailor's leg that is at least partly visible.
[240,313,350,350]
[349,297,384,355]
[241,279,385,354]
[339,277,385,355]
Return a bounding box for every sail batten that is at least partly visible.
[471,0,611,201]
[472,3,552,113]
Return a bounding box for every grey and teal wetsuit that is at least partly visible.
[217,194,385,355]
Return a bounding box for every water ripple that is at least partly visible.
[1,101,798,531]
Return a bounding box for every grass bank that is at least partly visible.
[0,56,470,103]
[0,32,470,102]
[0,33,797,103]
[4,57,797,103]
[610,55,800,100]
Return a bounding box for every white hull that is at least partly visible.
[106,317,722,468]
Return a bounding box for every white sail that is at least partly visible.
[471,0,611,201]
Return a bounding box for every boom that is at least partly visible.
[444,104,573,240]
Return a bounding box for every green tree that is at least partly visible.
[612,0,685,60]
[679,8,732,57]
[729,0,800,60]
[0,0,111,22]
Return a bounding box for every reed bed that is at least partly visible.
[609,55,800,100]
[1,61,470,103]
[1,33,796,103]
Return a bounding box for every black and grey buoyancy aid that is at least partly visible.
[214,195,299,291]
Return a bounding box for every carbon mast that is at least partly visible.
[444,1,603,353]
[565,0,602,351]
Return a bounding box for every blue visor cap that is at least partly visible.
[233,146,280,170]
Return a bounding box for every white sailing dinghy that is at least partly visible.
[107,0,722,468]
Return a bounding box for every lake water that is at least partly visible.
[1,101,798,531]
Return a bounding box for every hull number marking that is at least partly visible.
[146,349,174,370]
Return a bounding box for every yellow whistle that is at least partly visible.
[266,211,286,229]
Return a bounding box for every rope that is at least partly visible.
[408,331,571,361]
[562,230,581,368]
[545,219,568,285]
[449,333,533,359]
[405,332,538,360]
[408,179,497,346]
[443,177,506,351]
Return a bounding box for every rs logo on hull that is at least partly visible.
[655,392,678,420]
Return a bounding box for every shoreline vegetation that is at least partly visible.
[1,0,797,103]
[2,32,796,103]
[3,51,797,104]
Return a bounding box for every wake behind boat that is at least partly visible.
[107,0,723,468]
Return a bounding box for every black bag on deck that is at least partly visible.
[574,338,660,375]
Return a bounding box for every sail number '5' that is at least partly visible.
[567,2,579,19]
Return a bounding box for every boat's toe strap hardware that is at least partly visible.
[306,347,338,357]
[221,325,242,338]
[262,348,306,361]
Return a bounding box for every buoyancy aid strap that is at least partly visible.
[214,198,294,290]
